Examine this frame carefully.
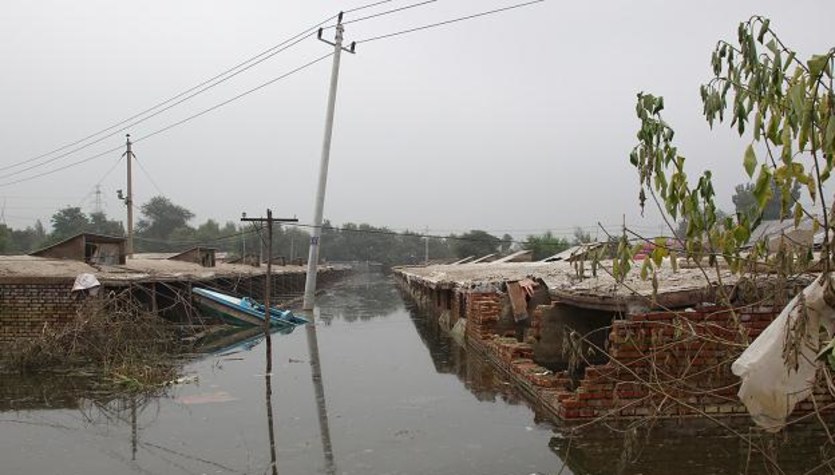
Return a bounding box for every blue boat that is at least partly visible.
[192,287,309,328]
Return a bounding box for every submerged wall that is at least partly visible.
[394,269,834,423]
[0,279,85,341]
[0,266,352,343]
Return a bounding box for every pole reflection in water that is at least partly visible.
[265,335,279,475]
[130,396,137,462]
[305,321,336,475]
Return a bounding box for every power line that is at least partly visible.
[356,0,545,43]
[75,154,125,209]
[285,222,535,245]
[0,53,333,189]
[133,227,261,246]
[95,154,124,186]
[1,0,407,174]
[0,0,437,183]
[0,29,323,181]
[133,53,334,145]
[134,156,165,197]
[326,0,438,28]
[0,15,336,178]
[346,0,398,13]
[0,144,124,188]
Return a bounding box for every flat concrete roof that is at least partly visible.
[395,260,744,312]
[0,255,340,285]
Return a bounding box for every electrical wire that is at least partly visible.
[0,30,322,181]
[356,0,545,43]
[345,0,398,13]
[133,52,333,145]
[133,227,261,246]
[75,153,125,208]
[0,15,336,179]
[0,52,333,189]
[134,156,165,197]
[95,154,125,186]
[285,222,534,245]
[325,0,438,28]
[0,144,124,188]
[1,0,415,174]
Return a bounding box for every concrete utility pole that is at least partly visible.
[122,135,135,257]
[94,185,103,215]
[424,226,430,265]
[303,12,356,312]
[241,210,298,355]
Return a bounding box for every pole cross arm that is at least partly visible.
[241,217,298,223]
[318,29,357,54]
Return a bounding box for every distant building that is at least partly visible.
[224,253,261,267]
[168,247,218,267]
[745,218,820,252]
[30,233,126,266]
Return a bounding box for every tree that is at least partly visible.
[0,224,11,253]
[523,232,570,260]
[136,196,194,241]
[732,180,801,221]
[452,230,500,259]
[8,221,46,254]
[89,211,125,236]
[572,227,593,245]
[626,16,835,431]
[50,207,90,242]
[500,233,514,252]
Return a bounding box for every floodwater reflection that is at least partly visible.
[265,337,279,475]
[1,270,564,474]
[4,270,835,474]
[305,322,336,475]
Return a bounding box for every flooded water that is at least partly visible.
[0,271,563,475]
[2,270,834,474]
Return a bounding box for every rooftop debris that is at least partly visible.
[397,260,748,312]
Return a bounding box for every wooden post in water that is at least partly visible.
[265,210,273,343]
[151,282,158,316]
[241,210,298,359]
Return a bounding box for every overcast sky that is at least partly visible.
[0,0,832,240]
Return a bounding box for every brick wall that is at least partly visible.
[393,272,833,423]
[553,307,834,420]
[465,292,503,340]
[0,281,85,342]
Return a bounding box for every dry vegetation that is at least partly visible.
[0,290,186,391]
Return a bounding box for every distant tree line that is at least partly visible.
[0,195,613,266]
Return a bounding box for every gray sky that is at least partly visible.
[0,0,832,240]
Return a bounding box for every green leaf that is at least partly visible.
[744,144,757,177]
[822,164,832,183]
[808,54,829,79]
[733,224,751,244]
[767,114,780,144]
[758,19,771,43]
[753,165,773,208]
[794,203,803,227]
[783,52,795,71]
[820,338,835,370]
[825,116,835,153]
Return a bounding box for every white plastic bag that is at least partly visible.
[732,277,835,432]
